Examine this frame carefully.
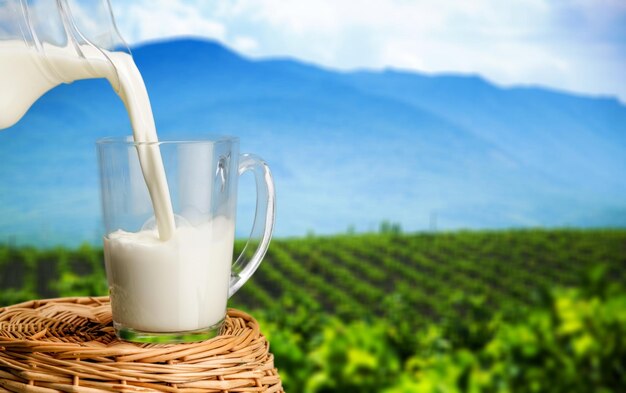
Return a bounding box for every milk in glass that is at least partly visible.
[105,218,234,332]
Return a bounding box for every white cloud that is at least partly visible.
[231,36,259,53]
[109,0,626,101]
[111,0,225,43]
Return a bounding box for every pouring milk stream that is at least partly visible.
[0,1,244,333]
[0,41,177,241]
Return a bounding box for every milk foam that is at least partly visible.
[104,217,235,332]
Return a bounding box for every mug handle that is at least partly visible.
[229,154,276,297]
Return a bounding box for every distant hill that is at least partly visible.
[1,38,625,246]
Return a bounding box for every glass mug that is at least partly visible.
[97,136,275,342]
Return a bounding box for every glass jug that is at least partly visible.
[0,0,129,129]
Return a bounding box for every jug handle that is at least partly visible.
[229,154,276,297]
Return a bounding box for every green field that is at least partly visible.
[1,229,625,392]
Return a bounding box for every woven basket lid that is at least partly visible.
[0,296,283,392]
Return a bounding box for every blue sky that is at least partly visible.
[110,0,626,102]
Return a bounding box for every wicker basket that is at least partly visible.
[0,297,283,392]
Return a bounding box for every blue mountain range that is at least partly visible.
[1,38,625,246]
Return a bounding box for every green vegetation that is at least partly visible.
[1,229,625,392]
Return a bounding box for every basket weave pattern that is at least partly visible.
[0,297,283,392]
